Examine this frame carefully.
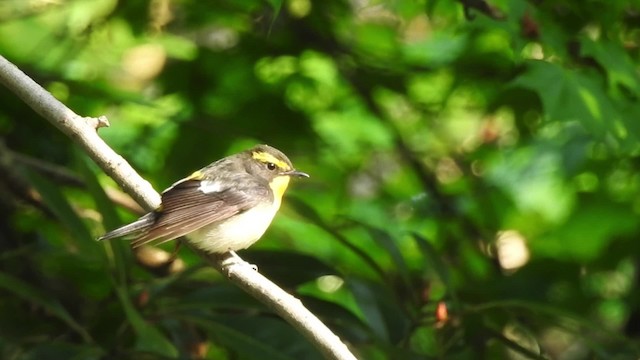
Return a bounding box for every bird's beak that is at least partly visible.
[285,169,309,178]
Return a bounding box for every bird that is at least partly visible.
[98,144,308,254]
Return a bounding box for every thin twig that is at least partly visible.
[1,141,145,214]
[9,150,86,187]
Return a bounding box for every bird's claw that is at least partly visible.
[219,251,258,271]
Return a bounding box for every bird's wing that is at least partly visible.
[130,179,260,248]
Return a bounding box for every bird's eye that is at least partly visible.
[267,162,276,171]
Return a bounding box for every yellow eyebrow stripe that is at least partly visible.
[252,151,290,170]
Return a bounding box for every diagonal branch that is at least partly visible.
[0,57,160,209]
[0,55,357,360]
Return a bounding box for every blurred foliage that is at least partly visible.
[1,0,640,358]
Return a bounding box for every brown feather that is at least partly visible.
[131,179,261,247]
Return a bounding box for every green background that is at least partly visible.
[1,0,640,358]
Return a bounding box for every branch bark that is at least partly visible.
[0,57,160,209]
[0,55,357,360]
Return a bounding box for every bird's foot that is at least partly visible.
[219,251,258,271]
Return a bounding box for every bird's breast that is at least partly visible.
[187,201,279,253]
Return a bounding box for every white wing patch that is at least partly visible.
[199,179,225,194]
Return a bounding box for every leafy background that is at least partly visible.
[1,0,640,359]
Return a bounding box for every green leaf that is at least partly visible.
[412,233,458,304]
[347,278,389,341]
[265,0,282,35]
[26,171,101,259]
[115,287,178,357]
[579,37,640,93]
[355,223,409,275]
[243,250,337,288]
[350,221,415,301]
[0,271,92,343]
[532,198,639,261]
[19,341,104,360]
[157,284,264,313]
[76,154,121,231]
[75,153,131,285]
[347,278,412,344]
[402,31,468,67]
[287,198,387,280]
[184,314,301,360]
[300,296,372,343]
[510,60,620,138]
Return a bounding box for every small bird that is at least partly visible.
[98,144,308,254]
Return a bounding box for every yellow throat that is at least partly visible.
[269,175,290,208]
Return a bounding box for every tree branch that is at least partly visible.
[0,55,357,360]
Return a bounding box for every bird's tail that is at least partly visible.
[98,212,156,241]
